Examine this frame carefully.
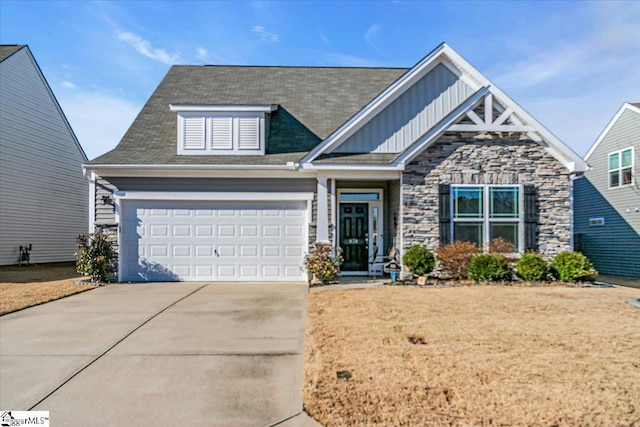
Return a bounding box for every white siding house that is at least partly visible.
[0,45,88,265]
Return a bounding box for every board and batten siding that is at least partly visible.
[574,106,640,278]
[0,47,88,265]
[334,63,473,153]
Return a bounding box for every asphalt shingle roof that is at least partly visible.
[0,45,26,63]
[89,65,408,165]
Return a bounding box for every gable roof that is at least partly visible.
[0,44,87,162]
[0,45,26,63]
[303,43,587,173]
[88,65,407,166]
[88,43,586,173]
[584,102,640,161]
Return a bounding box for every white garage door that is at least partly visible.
[120,200,308,282]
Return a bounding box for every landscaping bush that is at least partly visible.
[402,245,436,277]
[75,232,115,283]
[436,241,481,280]
[305,243,343,284]
[516,252,549,281]
[468,253,512,281]
[488,237,515,254]
[550,252,596,282]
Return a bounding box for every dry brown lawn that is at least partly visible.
[0,263,92,315]
[304,285,640,426]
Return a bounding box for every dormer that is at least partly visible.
[170,105,277,155]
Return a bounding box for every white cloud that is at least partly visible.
[196,47,208,60]
[489,3,640,156]
[195,47,227,64]
[57,90,141,161]
[116,30,180,64]
[309,49,388,68]
[61,81,76,89]
[251,26,280,42]
[364,24,382,52]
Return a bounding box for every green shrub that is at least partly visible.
[402,245,436,276]
[516,252,549,281]
[305,243,343,284]
[436,241,481,280]
[75,232,115,283]
[550,252,596,282]
[468,253,512,282]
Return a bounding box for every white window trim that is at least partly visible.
[607,147,634,189]
[450,184,524,252]
[176,112,265,156]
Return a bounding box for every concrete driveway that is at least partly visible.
[0,282,320,427]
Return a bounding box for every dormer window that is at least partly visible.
[171,105,275,155]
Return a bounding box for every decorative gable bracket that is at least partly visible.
[448,93,534,133]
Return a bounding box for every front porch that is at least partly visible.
[315,173,402,277]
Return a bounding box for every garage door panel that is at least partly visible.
[121,200,307,282]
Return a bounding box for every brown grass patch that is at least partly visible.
[304,286,640,426]
[0,263,92,315]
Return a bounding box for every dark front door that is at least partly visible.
[339,203,369,271]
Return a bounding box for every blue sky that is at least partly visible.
[1,0,639,160]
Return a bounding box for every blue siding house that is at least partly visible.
[574,102,640,279]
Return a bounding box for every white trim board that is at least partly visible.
[170,104,277,113]
[113,191,314,201]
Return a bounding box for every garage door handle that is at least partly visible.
[214,248,219,257]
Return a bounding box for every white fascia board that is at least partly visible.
[82,163,316,178]
[170,104,277,112]
[83,163,296,170]
[301,43,453,163]
[448,124,534,132]
[113,191,314,201]
[584,103,640,161]
[316,170,401,181]
[301,163,404,171]
[394,86,490,165]
[440,45,588,173]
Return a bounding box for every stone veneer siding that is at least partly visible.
[402,133,572,258]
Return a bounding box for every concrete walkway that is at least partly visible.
[0,282,321,427]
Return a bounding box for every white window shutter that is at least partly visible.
[237,116,260,150]
[182,116,205,149]
[210,117,233,149]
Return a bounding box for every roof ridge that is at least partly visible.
[172,64,410,70]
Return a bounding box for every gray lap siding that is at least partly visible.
[402,133,572,258]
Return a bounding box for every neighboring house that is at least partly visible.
[0,45,88,265]
[85,43,587,282]
[574,103,640,279]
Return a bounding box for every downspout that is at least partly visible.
[87,171,96,234]
[399,172,405,280]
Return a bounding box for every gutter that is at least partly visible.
[83,162,299,171]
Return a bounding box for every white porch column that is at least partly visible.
[316,176,330,243]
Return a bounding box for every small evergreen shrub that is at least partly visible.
[402,245,436,277]
[436,241,481,280]
[75,232,115,283]
[516,252,549,281]
[468,253,512,281]
[305,243,343,284]
[550,251,596,282]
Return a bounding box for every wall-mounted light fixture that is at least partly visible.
[101,195,114,205]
